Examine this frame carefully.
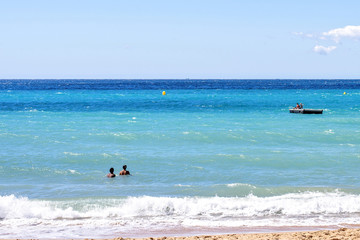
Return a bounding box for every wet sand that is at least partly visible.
[109,228,360,240]
[3,227,360,239]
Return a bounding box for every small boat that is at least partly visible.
[289,109,323,114]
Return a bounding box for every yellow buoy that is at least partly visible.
[162,91,166,95]
[343,92,346,95]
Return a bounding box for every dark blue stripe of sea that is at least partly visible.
[1,79,360,90]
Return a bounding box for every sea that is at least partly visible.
[0,79,360,239]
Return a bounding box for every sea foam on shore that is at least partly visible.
[1,193,360,238]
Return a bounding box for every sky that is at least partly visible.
[0,0,359,79]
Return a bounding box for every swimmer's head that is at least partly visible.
[109,167,114,173]
[123,165,127,170]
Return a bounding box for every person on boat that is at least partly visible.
[119,165,130,175]
[295,103,300,109]
[300,103,303,109]
[107,167,116,178]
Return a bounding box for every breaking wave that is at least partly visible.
[1,192,360,238]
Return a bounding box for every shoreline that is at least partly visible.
[111,228,360,240]
[2,228,360,240]
[120,228,360,240]
[106,226,355,239]
[104,224,360,239]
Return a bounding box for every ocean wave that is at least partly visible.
[2,192,360,220]
[1,192,360,238]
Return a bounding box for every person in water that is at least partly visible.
[107,167,116,178]
[119,165,130,175]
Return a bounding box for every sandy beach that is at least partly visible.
[106,228,360,240]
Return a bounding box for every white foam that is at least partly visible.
[68,169,78,174]
[216,154,246,159]
[324,129,335,134]
[226,183,256,188]
[63,152,83,156]
[101,153,112,158]
[1,192,360,238]
[175,184,192,187]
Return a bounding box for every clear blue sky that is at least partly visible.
[0,0,359,79]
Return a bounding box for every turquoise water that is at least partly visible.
[1,80,360,238]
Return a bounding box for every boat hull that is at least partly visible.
[289,109,323,114]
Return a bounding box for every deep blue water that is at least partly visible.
[1,79,360,90]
